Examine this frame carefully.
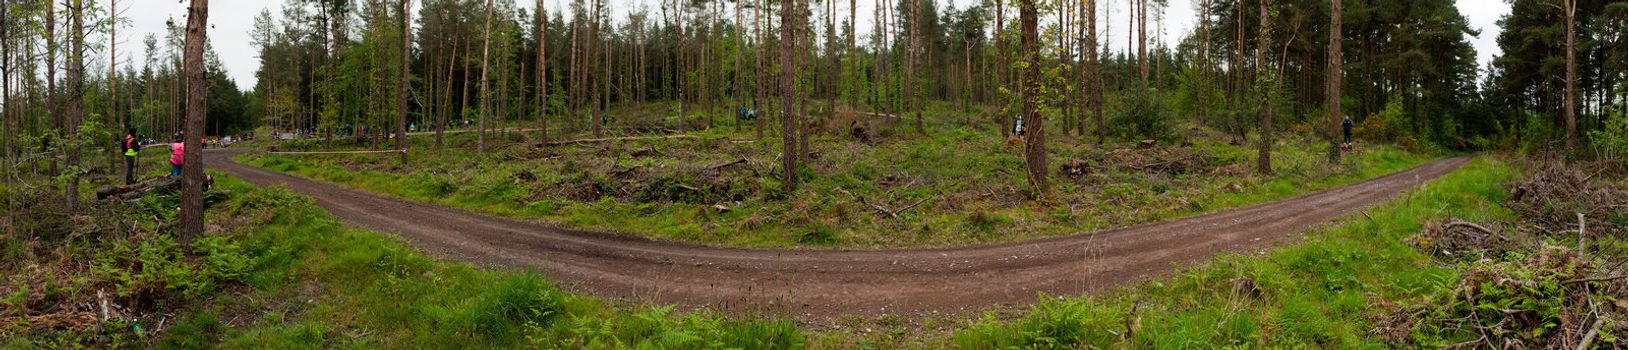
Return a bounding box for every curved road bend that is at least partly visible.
[205,149,1468,321]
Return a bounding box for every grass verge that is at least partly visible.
[951,156,1515,348]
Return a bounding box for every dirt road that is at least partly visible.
[206,149,1468,321]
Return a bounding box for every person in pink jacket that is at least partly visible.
[169,135,185,177]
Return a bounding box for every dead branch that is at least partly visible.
[1562,274,1628,285]
[704,158,749,172]
[1577,317,1603,350]
[1444,221,1496,235]
[893,196,935,217]
[834,188,934,219]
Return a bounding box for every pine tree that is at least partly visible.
[180,0,210,246]
[1327,0,1343,163]
[1019,0,1047,196]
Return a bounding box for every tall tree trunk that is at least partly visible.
[110,0,120,175]
[1563,0,1577,153]
[536,0,548,143]
[1255,0,1273,175]
[754,0,764,139]
[996,0,1009,138]
[180,0,210,246]
[1199,0,1211,123]
[66,0,88,213]
[1082,0,1101,142]
[826,0,836,130]
[677,0,687,133]
[397,0,411,164]
[1137,0,1147,83]
[591,0,604,138]
[849,0,857,110]
[1019,0,1047,196]
[1327,0,1342,163]
[477,0,493,153]
[911,0,924,134]
[781,0,799,192]
[46,0,58,180]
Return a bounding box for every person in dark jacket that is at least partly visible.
[122,129,141,184]
[1341,115,1355,149]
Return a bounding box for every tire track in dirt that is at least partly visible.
[206,149,1468,322]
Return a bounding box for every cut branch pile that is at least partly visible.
[1384,246,1628,349]
[1101,147,1214,175]
[1507,163,1626,236]
[1407,219,1518,259]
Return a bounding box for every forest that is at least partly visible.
[3,0,1628,348]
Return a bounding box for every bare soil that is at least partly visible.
[206,149,1467,322]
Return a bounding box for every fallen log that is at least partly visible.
[542,134,699,146]
[95,175,214,201]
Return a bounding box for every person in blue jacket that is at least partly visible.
[1341,115,1355,149]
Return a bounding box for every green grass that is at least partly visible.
[241,111,1432,248]
[951,157,1516,348]
[199,176,806,349]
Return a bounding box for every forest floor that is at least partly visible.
[240,102,1431,248]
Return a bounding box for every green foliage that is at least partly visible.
[1208,104,1257,144]
[1590,107,1628,160]
[1108,88,1181,143]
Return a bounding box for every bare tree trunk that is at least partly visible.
[754,0,764,139]
[1327,0,1342,164]
[591,0,603,138]
[66,0,88,213]
[996,0,1009,138]
[826,0,836,130]
[781,0,799,192]
[1199,0,1211,122]
[848,0,856,110]
[1563,0,1577,153]
[536,0,548,143]
[1019,0,1046,197]
[46,0,59,180]
[1138,0,1147,83]
[677,0,687,133]
[180,0,210,246]
[110,0,120,177]
[1084,0,1103,142]
[797,0,809,164]
[397,0,411,165]
[477,0,493,153]
[909,0,923,134]
[1255,0,1273,175]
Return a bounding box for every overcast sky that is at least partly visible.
[118,0,1512,91]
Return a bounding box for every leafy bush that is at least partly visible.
[1108,88,1181,143]
[1590,107,1628,160]
[1359,97,1406,143]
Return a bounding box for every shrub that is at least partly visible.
[1109,88,1181,143]
[1590,107,1628,160]
[1207,104,1256,144]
